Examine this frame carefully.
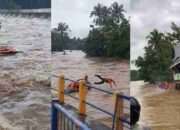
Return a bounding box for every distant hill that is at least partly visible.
[0,0,51,10]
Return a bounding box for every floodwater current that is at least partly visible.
[0,15,51,130]
[52,51,130,129]
[0,14,130,130]
[131,81,180,130]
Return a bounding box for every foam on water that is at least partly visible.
[0,15,51,130]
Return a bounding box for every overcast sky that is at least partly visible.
[52,0,130,38]
[131,0,180,69]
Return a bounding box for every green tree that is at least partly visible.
[131,70,141,81]
[84,2,130,58]
[135,28,174,83]
[109,2,125,23]
[90,3,110,27]
[51,22,70,52]
[167,22,180,44]
[84,29,106,56]
[146,29,165,71]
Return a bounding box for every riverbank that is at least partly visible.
[131,81,180,130]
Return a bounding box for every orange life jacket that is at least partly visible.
[105,78,114,83]
[69,82,79,89]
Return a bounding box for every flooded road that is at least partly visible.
[52,51,130,128]
[131,81,180,130]
[0,15,51,130]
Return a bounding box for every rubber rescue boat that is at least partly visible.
[159,81,170,90]
[0,46,17,55]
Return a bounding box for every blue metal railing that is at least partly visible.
[51,100,91,130]
[51,75,131,130]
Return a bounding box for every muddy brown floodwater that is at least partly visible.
[0,15,51,130]
[131,81,180,130]
[52,51,130,129]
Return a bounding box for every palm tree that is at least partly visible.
[53,22,71,51]
[146,29,165,71]
[109,2,126,23]
[56,22,70,36]
[167,22,180,44]
[90,3,109,26]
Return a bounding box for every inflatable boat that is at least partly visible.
[0,46,17,55]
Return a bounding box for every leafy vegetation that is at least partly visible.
[130,70,141,81]
[51,2,130,58]
[84,2,130,58]
[135,23,180,83]
[51,22,85,52]
[51,22,70,52]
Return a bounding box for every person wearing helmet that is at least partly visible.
[66,75,91,94]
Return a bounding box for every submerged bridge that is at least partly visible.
[51,75,131,130]
[0,9,50,17]
[0,0,51,17]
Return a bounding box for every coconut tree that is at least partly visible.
[167,22,180,44]
[146,29,165,71]
[109,2,126,23]
[90,3,110,26]
[52,22,70,51]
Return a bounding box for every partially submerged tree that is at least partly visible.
[51,22,70,52]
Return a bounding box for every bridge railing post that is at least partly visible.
[79,80,87,115]
[114,91,124,130]
[51,100,58,130]
[58,75,65,104]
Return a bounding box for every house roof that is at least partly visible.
[173,45,180,59]
[170,44,180,69]
[170,57,180,69]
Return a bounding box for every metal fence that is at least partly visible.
[52,100,91,130]
[51,75,131,130]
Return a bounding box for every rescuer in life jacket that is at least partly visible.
[94,74,117,88]
[66,75,91,94]
[159,81,170,89]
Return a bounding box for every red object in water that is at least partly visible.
[0,46,17,55]
[159,81,170,90]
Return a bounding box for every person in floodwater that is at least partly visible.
[159,81,170,89]
[66,75,91,94]
[94,74,117,88]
